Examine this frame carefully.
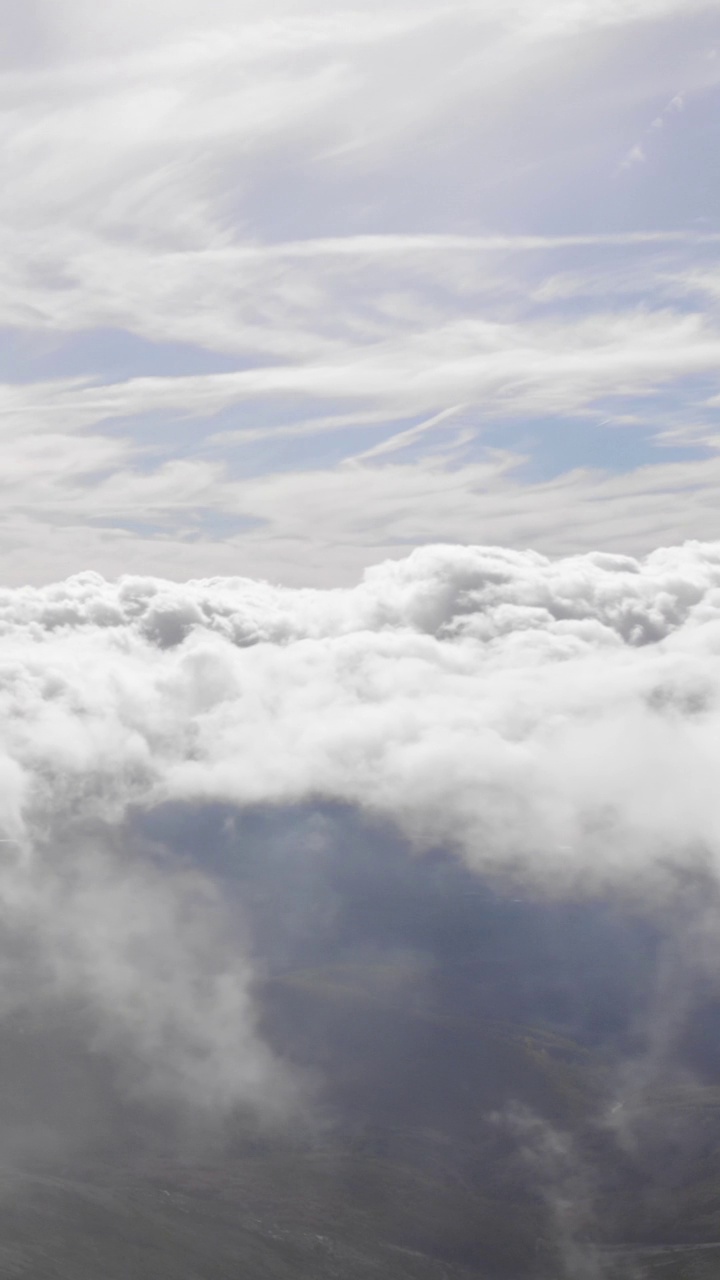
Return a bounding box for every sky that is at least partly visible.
[4,0,720,1208]
[2,0,720,586]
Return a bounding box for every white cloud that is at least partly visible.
[1,442,720,590]
[4,0,720,1152]
[1,544,720,1060]
[3,302,718,431]
[0,291,718,587]
[2,538,720,1134]
[0,0,717,585]
[1,0,716,339]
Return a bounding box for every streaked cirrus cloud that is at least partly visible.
[1,0,719,582]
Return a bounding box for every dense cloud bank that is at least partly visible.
[2,540,720,1135]
[3,540,720,869]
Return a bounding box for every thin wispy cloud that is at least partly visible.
[0,0,718,585]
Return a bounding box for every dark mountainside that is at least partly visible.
[2,803,720,1278]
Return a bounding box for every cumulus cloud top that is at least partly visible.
[4,538,720,645]
[3,541,720,876]
[0,538,719,1144]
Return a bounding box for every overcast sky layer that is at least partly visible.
[0,0,718,585]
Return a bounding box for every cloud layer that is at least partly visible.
[1,0,720,581]
[6,539,720,867]
[1,541,720,1133]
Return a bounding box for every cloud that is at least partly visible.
[1,296,719,587]
[0,0,719,581]
[1,430,720,592]
[5,3,720,1216]
[620,142,646,169]
[1,537,720,1171]
[2,540,720,920]
[620,84,692,171]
